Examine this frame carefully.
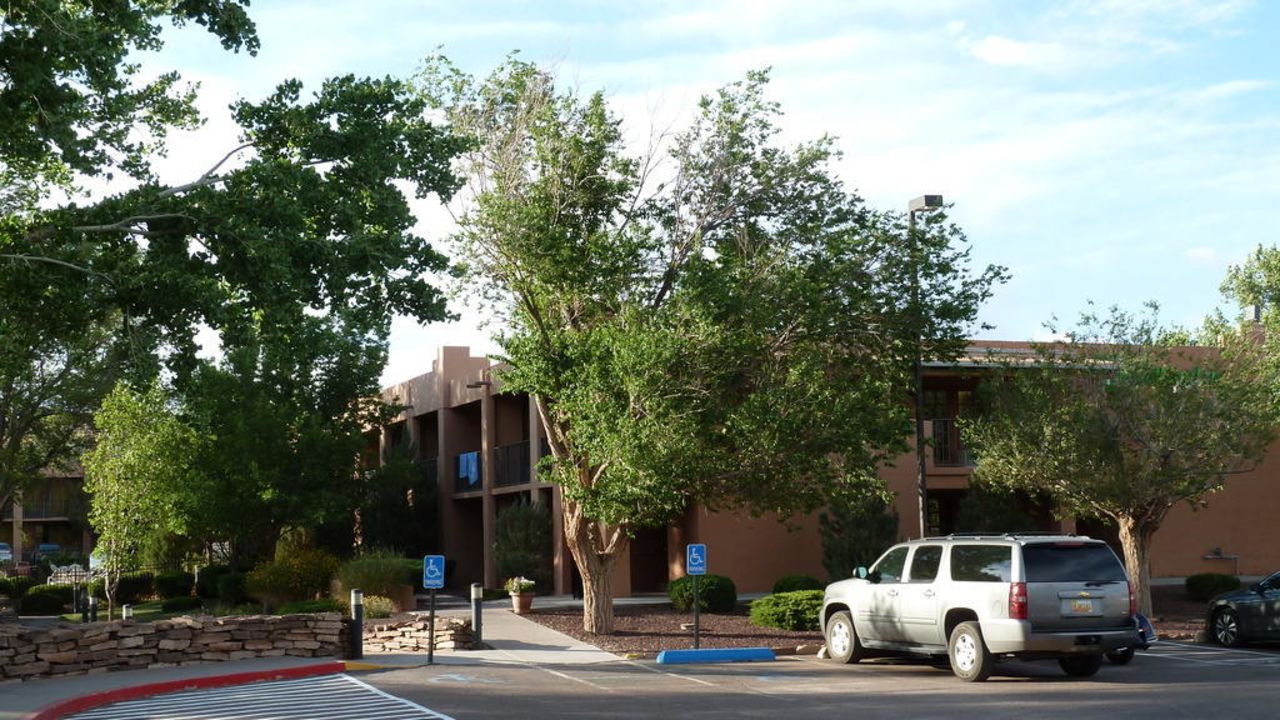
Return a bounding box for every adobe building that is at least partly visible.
[380,344,1280,596]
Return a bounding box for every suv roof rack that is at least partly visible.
[920,531,1081,541]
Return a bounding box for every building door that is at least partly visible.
[629,525,670,593]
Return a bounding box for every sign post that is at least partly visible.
[686,543,706,650]
[423,555,446,665]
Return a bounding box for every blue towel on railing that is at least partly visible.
[458,451,480,486]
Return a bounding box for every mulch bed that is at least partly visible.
[524,604,821,658]
[524,586,1209,657]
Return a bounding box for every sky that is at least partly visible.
[138,0,1280,386]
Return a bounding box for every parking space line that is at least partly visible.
[1159,641,1280,658]
[623,659,718,687]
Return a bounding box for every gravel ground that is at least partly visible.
[524,586,1209,656]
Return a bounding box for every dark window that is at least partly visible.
[908,545,943,583]
[872,546,910,584]
[1022,543,1127,583]
[951,545,1012,582]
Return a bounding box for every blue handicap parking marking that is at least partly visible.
[423,554,445,589]
[686,543,706,575]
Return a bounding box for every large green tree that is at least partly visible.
[422,58,1004,633]
[962,305,1280,615]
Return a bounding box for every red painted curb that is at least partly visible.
[25,661,347,720]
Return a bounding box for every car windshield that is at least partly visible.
[1023,542,1127,582]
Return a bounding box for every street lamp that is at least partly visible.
[909,194,943,538]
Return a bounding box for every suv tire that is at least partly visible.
[1211,608,1241,647]
[1105,647,1135,665]
[1059,654,1103,677]
[948,621,993,682]
[824,610,865,664]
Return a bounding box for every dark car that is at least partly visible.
[1206,571,1280,646]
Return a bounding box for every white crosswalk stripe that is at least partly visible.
[66,674,454,720]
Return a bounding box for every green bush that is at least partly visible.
[820,493,898,582]
[26,583,75,605]
[109,572,156,604]
[668,574,737,613]
[278,598,345,615]
[217,572,248,605]
[1186,573,1242,602]
[749,590,825,631]
[196,565,232,599]
[160,596,204,613]
[772,575,823,594]
[363,594,396,619]
[246,549,339,607]
[18,590,67,615]
[155,571,195,599]
[493,501,552,594]
[337,555,412,597]
[0,575,39,599]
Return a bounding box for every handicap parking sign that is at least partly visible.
[686,544,706,576]
[423,555,446,589]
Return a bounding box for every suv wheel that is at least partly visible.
[1105,647,1135,665]
[824,610,865,664]
[1059,654,1103,677]
[1211,608,1241,647]
[948,621,993,682]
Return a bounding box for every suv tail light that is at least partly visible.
[1127,581,1136,617]
[1009,581,1028,619]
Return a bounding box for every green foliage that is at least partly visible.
[772,575,824,594]
[278,598,345,615]
[749,590,825,631]
[361,434,440,557]
[337,554,414,597]
[155,571,195,599]
[217,573,248,605]
[668,575,737,613]
[0,575,39,599]
[160,596,204,613]
[245,549,339,607]
[363,595,397,619]
[956,484,1042,533]
[25,584,75,606]
[18,592,66,616]
[196,566,232,599]
[493,501,552,594]
[820,493,898,582]
[1186,573,1242,603]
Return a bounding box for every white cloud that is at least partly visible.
[1186,247,1218,264]
[970,35,1072,68]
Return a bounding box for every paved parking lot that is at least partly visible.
[364,643,1280,720]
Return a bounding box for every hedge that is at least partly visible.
[0,575,40,599]
[217,573,248,605]
[160,596,204,612]
[18,591,66,615]
[668,574,737,613]
[196,565,232,599]
[1186,573,1242,603]
[337,555,413,597]
[278,598,345,614]
[155,571,195,599]
[749,590,825,631]
[245,549,339,607]
[772,575,823,594]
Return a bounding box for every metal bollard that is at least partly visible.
[122,604,132,621]
[88,595,98,623]
[471,583,484,647]
[79,588,89,623]
[350,589,364,660]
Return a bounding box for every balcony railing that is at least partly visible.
[454,451,482,493]
[3,497,81,520]
[494,441,531,487]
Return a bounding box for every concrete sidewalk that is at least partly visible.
[0,604,617,718]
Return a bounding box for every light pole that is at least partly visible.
[909,194,943,538]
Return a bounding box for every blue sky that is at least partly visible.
[141,0,1280,385]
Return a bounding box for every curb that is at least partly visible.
[25,661,346,720]
[770,644,822,657]
[657,647,775,665]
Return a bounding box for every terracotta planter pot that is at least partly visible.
[511,592,534,614]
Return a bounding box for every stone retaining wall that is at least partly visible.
[0,613,346,682]
[361,617,474,653]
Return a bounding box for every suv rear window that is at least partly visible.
[1023,543,1126,582]
[950,545,1012,582]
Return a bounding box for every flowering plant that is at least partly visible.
[504,576,536,595]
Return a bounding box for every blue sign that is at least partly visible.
[423,555,446,589]
[686,543,707,576]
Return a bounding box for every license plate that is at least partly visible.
[1063,598,1097,615]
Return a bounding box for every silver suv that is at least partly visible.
[820,533,1140,681]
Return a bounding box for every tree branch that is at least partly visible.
[158,142,254,198]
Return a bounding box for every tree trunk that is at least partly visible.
[562,497,628,635]
[1116,515,1157,617]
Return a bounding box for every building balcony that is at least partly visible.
[494,441,531,487]
[931,417,974,467]
[454,451,482,494]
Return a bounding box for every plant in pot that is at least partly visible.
[505,576,536,614]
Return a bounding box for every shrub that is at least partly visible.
[218,572,248,605]
[278,598,345,615]
[363,594,396,619]
[246,548,339,607]
[161,596,204,613]
[26,583,75,606]
[772,575,823,594]
[1186,573,1241,602]
[749,590,825,631]
[337,555,412,597]
[196,565,232,599]
[820,493,898,582]
[156,571,195,599]
[18,590,67,615]
[0,575,39,599]
[105,572,156,604]
[493,501,552,594]
[668,574,737,613]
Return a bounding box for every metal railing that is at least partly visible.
[494,441,531,487]
[932,417,974,467]
[454,451,482,493]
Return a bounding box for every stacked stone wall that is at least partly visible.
[361,617,474,653]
